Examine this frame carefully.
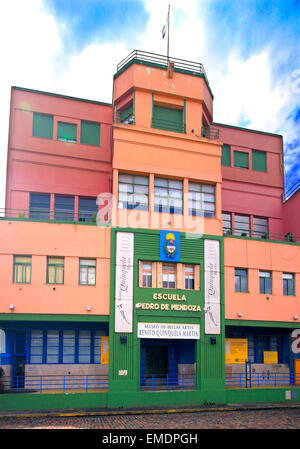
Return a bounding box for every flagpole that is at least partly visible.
[167,3,170,61]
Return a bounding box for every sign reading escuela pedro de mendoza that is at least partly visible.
[137,322,200,339]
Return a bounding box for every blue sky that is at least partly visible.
[0,0,299,204]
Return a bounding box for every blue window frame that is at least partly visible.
[78,197,98,222]
[54,195,74,221]
[28,329,107,364]
[29,193,50,219]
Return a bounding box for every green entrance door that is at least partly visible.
[145,345,168,378]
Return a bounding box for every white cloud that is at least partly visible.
[0,0,298,207]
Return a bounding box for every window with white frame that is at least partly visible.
[79,259,96,285]
[188,182,215,217]
[154,177,183,214]
[118,173,149,210]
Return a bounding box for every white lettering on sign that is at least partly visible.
[115,232,134,333]
[291,329,300,354]
[137,322,200,340]
[204,240,220,335]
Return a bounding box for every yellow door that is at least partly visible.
[295,359,300,385]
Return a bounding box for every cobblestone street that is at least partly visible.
[0,408,299,429]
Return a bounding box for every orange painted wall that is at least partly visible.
[112,63,222,235]
[6,88,113,212]
[224,237,300,323]
[0,220,111,316]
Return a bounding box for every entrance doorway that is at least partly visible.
[145,345,168,378]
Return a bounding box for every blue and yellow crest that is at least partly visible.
[160,230,180,262]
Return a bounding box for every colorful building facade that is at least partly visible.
[0,51,299,411]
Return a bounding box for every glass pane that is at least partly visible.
[154,178,168,187]
[30,330,43,363]
[88,268,96,285]
[189,182,201,192]
[79,330,91,363]
[80,259,96,267]
[30,193,50,219]
[119,173,133,183]
[80,267,88,284]
[63,330,75,363]
[241,276,247,292]
[54,195,74,221]
[94,332,102,364]
[134,175,149,186]
[235,276,240,292]
[14,256,31,264]
[46,330,59,363]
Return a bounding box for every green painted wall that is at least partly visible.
[107,228,225,408]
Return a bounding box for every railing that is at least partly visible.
[151,118,186,134]
[0,374,108,394]
[226,372,300,389]
[117,50,208,79]
[201,126,220,140]
[223,228,300,243]
[140,374,196,391]
[0,208,97,223]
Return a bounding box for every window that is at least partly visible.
[154,177,183,214]
[78,330,91,363]
[118,173,149,210]
[29,193,50,219]
[185,265,195,290]
[78,197,97,222]
[29,330,107,364]
[259,271,272,294]
[32,112,53,139]
[222,212,232,235]
[189,182,215,217]
[94,331,102,364]
[252,150,267,172]
[47,257,64,284]
[152,104,184,133]
[234,214,250,237]
[221,145,231,166]
[30,330,43,363]
[79,259,96,285]
[63,330,75,363]
[235,269,248,292]
[57,122,77,143]
[253,216,268,239]
[234,151,249,169]
[80,121,100,146]
[118,104,134,124]
[46,330,59,363]
[283,273,295,296]
[142,262,152,288]
[54,195,74,221]
[162,264,176,288]
[13,256,31,283]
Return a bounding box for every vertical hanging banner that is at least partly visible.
[204,239,220,334]
[115,232,134,333]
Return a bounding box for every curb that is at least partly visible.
[1,403,300,419]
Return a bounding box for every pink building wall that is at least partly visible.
[216,123,285,236]
[6,87,113,213]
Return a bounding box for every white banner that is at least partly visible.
[138,322,200,339]
[115,232,134,333]
[204,239,220,334]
